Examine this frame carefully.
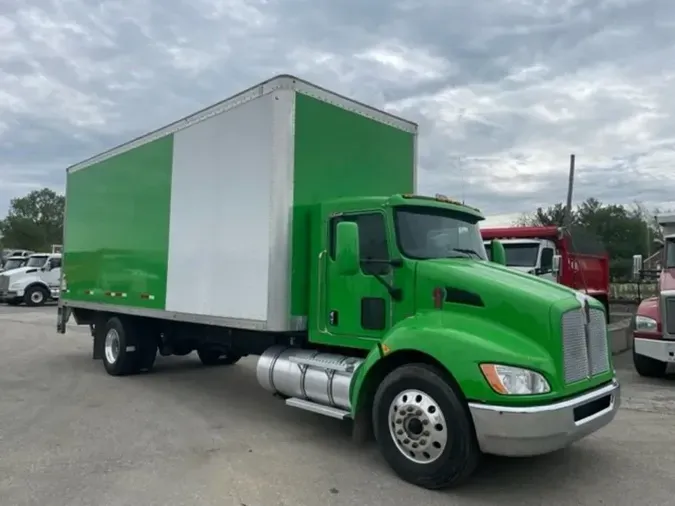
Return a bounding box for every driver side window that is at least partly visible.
[329,212,390,276]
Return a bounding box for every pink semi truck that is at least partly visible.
[631,214,675,377]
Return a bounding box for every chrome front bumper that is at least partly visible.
[634,338,675,363]
[0,290,19,301]
[468,379,620,457]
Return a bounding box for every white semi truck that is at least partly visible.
[0,251,62,306]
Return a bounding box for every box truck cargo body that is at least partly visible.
[62,76,416,331]
[58,75,619,490]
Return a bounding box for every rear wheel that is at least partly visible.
[102,317,156,376]
[197,348,241,366]
[372,364,480,490]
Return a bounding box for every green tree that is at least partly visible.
[0,188,65,252]
[514,203,574,227]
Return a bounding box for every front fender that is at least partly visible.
[349,310,559,414]
[11,277,41,291]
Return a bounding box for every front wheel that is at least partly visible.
[633,348,667,378]
[25,286,49,307]
[372,364,480,490]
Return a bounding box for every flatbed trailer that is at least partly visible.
[58,75,620,489]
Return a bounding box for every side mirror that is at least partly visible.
[335,221,360,276]
[490,239,506,266]
[632,254,643,281]
[552,254,562,277]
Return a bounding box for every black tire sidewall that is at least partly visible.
[25,286,48,306]
[633,347,667,377]
[373,364,479,489]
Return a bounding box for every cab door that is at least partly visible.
[42,256,62,292]
[324,211,393,344]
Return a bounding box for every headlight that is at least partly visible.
[634,315,657,331]
[479,364,551,395]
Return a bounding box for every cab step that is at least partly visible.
[285,397,351,420]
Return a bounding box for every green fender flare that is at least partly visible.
[348,311,557,416]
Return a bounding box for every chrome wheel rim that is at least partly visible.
[104,329,121,365]
[31,291,44,304]
[388,389,448,464]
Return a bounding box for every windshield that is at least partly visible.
[502,243,540,267]
[26,256,47,268]
[394,206,488,260]
[666,239,675,269]
[3,259,26,270]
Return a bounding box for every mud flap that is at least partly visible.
[56,306,70,334]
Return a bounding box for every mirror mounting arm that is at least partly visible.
[362,258,404,301]
[371,272,403,301]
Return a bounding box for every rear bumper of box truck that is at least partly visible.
[468,378,620,457]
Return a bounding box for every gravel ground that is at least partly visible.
[1,304,675,506]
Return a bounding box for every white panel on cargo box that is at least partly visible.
[166,94,274,322]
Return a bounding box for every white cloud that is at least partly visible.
[0,0,674,224]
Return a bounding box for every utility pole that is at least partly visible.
[564,154,576,227]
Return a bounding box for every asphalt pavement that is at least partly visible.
[1,304,675,506]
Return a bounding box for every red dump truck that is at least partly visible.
[631,214,675,377]
[481,226,610,316]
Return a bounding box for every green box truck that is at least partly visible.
[57,75,620,489]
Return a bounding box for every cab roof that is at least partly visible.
[322,193,485,219]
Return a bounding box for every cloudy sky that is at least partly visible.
[0,0,673,225]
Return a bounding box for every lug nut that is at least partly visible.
[422,419,429,425]
[423,430,430,436]
[403,439,410,444]
[415,410,422,416]
[396,419,402,424]
[397,429,403,435]
[420,439,427,445]
[412,443,418,448]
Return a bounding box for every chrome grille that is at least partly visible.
[562,308,610,384]
[0,275,8,292]
[665,297,675,336]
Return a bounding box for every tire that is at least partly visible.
[372,364,480,490]
[197,348,241,366]
[102,317,151,376]
[633,348,667,378]
[24,286,49,307]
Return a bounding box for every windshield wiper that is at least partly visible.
[450,248,482,258]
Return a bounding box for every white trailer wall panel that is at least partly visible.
[165,90,295,330]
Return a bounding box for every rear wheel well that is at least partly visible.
[352,350,465,443]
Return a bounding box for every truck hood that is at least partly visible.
[636,296,660,320]
[0,266,35,277]
[417,259,592,345]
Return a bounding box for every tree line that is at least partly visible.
[0,188,65,253]
[515,198,669,281]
